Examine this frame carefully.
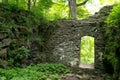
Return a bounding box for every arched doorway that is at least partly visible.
[79,36,94,69]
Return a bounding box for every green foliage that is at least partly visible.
[0,21,15,32]
[46,3,69,20]
[0,63,70,80]
[32,63,70,74]
[8,46,29,60]
[8,45,29,67]
[0,4,19,31]
[32,0,69,20]
[80,36,94,64]
[100,0,117,5]
[38,0,53,10]
[8,0,27,10]
[77,6,89,19]
[0,3,39,27]
[32,0,53,19]
[103,2,120,79]
[106,2,120,25]
[1,0,118,21]
[0,3,50,67]
[0,0,90,21]
[104,2,120,63]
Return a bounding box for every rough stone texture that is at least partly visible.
[0,32,8,40]
[61,74,80,80]
[61,74,104,80]
[0,5,113,69]
[45,6,113,70]
[0,49,7,59]
[0,32,9,59]
[0,25,45,67]
[2,38,11,47]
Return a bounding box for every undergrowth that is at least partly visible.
[0,63,70,80]
[103,2,120,80]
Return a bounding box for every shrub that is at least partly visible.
[7,46,29,67]
[27,63,70,74]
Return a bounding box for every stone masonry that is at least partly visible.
[45,6,113,70]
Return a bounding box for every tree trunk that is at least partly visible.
[16,0,19,6]
[28,0,31,10]
[68,0,77,19]
[33,0,36,7]
[68,0,89,19]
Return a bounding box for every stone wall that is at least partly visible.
[0,5,113,69]
[0,25,46,67]
[0,32,10,59]
[45,6,113,70]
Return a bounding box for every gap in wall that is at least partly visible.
[79,36,94,69]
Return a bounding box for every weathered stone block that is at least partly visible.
[0,49,7,58]
[2,38,11,47]
[0,42,2,48]
[0,32,8,40]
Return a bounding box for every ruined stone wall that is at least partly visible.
[45,20,104,69]
[0,5,112,69]
[0,26,44,66]
[45,6,113,70]
[0,32,10,61]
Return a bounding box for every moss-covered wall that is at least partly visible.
[0,4,46,67]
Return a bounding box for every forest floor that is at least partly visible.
[61,74,104,80]
[62,66,112,80]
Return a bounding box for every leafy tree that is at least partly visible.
[0,0,118,20]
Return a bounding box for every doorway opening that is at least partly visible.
[79,36,94,69]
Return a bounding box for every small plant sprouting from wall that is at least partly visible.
[80,36,94,64]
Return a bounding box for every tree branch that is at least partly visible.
[77,0,89,7]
